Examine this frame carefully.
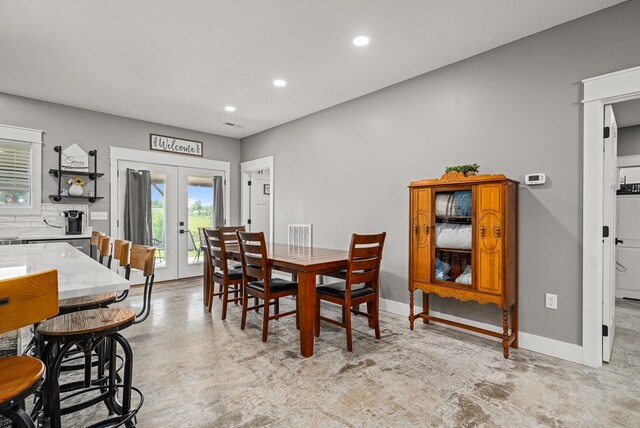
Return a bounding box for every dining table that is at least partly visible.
[223,243,350,358]
[0,242,130,356]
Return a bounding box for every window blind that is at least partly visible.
[0,140,31,192]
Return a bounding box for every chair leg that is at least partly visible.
[262,298,270,342]
[241,291,249,330]
[221,283,229,321]
[345,302,353,352]
[341,306,346,323]
[373,298,381,339]
[208,283,215,313]
[315,296,321,337]
[218,283,223,299]
[367,301,375,328]
[2,403,36,428]
[254,297,259,313]
[274,298,280,316]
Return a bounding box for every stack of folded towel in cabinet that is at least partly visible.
[435,190,472,217]
[435,224,472,250]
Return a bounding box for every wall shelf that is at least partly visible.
[49,146,103,203]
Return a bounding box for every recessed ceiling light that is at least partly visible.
[353,36,370,47]
[273,79,287,87]
[224,105,236,112]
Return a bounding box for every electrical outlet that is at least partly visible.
[90,211,108,220]
[545,293,558,310]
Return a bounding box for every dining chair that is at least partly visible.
[187,230,202,263]
[204,227,245,320]
[89,231,104,260]
[315,232,386,351]
[0,269,58,427]
[237,231,298,342]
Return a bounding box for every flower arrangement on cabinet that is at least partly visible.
[445,163,480,176]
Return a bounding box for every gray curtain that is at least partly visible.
[124,168,152,245]
[213,176,224,228]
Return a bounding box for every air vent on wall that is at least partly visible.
[223,122,244,128]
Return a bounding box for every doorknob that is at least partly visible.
[615,238,624,245]
[179,229,185,234]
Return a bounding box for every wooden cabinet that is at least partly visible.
[408,172,518,358]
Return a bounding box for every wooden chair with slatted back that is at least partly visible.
[0,269,58,427]
[90,231,104,260]
[204,227,245,320]
[124,245,156,324]
[237,231,298,342]
[315,232,386,351]
[97,234,114,268]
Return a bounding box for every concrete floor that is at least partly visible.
[62,279,640,427]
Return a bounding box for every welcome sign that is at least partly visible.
[150,134,203,157]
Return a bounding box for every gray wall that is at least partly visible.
[241,1,640,345]
[618,126,640,156]
[0,93,242,231]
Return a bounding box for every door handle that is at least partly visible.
[615,238,624,245]
[179,230,185,234]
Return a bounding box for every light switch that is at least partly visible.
[90,211,108,220]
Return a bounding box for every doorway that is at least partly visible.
[110,147,230,283]
[582,65,640,367]
[241,156,274,242]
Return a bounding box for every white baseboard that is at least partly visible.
[379,298,583,365]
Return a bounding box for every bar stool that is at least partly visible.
[90,231,104,260]
[114,239,132,302]
[0,269,59,428]
[36,308,142,428]
[97,234,114,268]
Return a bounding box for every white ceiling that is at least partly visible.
[0,0,625,139]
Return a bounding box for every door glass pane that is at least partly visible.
[151,173,167,268]
[187,176,214,265]
[434,188,473,286]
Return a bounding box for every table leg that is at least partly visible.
[297,271,316,357]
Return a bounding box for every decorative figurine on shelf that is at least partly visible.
[445,163,480,176]
[68,177,85,196]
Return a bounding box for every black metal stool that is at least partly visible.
[35,308,142,428]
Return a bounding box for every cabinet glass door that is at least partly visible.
[433,188,473,286]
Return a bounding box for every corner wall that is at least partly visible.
[240,1,640,346]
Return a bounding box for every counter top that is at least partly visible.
[0,242,129,299]
[20,233,91,240]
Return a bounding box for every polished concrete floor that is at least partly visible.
[62,279,640,427]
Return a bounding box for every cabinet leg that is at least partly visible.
[511,304,519,349]
[409,289,415,330]
[502,309,509,359]
[422,291,429,324]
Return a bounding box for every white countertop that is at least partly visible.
[0,242,129,299]
[20,233,91,240]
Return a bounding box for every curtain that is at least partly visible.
[213,176,224,228]
[124,168,152,245]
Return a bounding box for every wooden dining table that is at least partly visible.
[212,243,350,357]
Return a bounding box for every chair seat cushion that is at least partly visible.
[0,356,44,404]
[59,293,117,310]
[36,308,136,337]
[213,268,242,280]
[248,278,297,294]
[316,282,374,299]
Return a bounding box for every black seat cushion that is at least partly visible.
[214,268,243,280]
[248,278,297,293]
[316,282,374,299]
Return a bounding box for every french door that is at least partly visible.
[117,161,224,282]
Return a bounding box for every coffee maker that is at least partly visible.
[63,210,84,235]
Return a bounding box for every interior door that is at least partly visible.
[118,161,178,283]
[248,171,270,235]
[177,167,224,278]
[603,104,618,362]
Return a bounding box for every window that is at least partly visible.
[0,125,42,215]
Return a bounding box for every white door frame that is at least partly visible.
[582,64,640,368]
[109,146,231,249]
[241,155,274,242]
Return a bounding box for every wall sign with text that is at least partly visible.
[150,134,203,157]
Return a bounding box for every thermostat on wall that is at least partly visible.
[525,173,546,185]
